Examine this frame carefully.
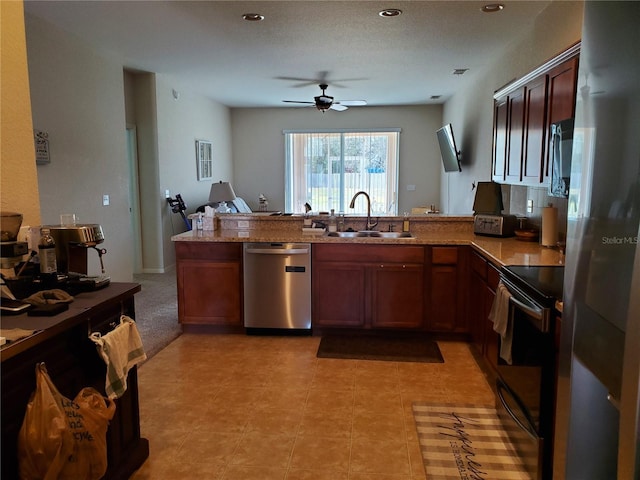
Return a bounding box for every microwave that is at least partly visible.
[549,118,574,198]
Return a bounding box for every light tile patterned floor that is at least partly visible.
[131,334,494,480]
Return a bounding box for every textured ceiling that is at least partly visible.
[24,1,551,108]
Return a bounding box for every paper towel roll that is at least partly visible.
[541,206,558,247]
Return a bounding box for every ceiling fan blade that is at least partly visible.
[330,104,348,111]
[283,100,315,104]
[336,100,367,106]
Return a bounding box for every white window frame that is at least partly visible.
[284,129,400,215]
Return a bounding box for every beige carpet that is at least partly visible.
[412,402,531,480]
[133,271,182,360]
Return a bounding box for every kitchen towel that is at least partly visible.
[489,281,513,365]
[541,205,559,247]
[89,315,147,399]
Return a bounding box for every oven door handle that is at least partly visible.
[508,295,549,333]
[496,380,538,440]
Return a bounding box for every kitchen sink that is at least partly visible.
[326,231,414,239]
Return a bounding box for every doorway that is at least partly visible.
[126,125,143,274]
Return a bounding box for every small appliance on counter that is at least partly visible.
[472,182,516,237]
[1,211,34,300]
[45,224,111,292]
[1,212,29,270]
[2,222,111,300]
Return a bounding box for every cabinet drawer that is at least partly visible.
[175,242,242,261]
[487,262,501,290]
[313,244,424,264]
[431,246,458,265]
[471,252,488,279]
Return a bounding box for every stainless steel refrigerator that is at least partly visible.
[554,2,640,479]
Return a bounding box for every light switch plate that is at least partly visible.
[103,194,110,206]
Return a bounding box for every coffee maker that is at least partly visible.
[0,212,29,270]
[45,224,111,290]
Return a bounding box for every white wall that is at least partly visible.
[442,1,584,214]
[231,105,443,213]
[155,75,232,268]
[25,13,132,281]
[26,14,234,277]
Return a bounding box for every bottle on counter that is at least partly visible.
[328,209,337,233]
[38,227,57,277]
[337,211,345,232]
[403,212,410,232]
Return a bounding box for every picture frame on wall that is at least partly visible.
[34,130,50,165]
[196,139,213,181]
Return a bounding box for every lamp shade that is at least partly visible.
[209,181,237,203]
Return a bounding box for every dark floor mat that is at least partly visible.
[317,334,444,363]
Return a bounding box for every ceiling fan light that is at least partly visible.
[379,8,402,17]
[481,4,504,13]
[242,13,264,21]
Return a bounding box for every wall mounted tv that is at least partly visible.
[436,123,462,172]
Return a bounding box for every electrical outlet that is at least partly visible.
[165,189,171,198]
[102,194,110,206]
[406,184,416,191]
[527,199,534,213]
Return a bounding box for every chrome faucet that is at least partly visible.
[349,191,378,231]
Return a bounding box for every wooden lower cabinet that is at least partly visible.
[371,263,425,328]
[175,242,242,326]
[312,244,425,330]
[312,262,366,327]
[426,246,469,334]
[469,250,501,370]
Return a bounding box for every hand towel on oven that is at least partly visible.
[489,282,513,365]
[89,315,147,399]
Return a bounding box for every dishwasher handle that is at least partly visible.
[245,247,309,255]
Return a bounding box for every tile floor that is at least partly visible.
[131,334,495,480]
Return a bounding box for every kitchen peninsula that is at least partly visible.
[172,214,564,333]
[0,283,149,480]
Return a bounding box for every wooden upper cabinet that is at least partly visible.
[522,75,548,185]
[546,56,579,125]
[492,96,508,182]
[491,43,579,186]
[543,55,579,180]
[505,88,525,183]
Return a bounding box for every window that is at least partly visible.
[285,130,400,214]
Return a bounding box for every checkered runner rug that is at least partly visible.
[412,402,531,479]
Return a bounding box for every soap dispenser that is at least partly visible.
[402,212,410,232]
[328,209,337,233]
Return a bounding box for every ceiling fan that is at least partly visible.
[283,84,366,112]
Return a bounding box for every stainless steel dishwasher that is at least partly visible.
[243,242,311,333]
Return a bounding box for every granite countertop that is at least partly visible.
[172,226,564,267]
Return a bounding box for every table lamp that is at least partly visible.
[209,181,237,213]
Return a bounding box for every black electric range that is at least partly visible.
[501,265,564,308]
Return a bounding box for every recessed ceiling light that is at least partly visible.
[453,68,469,75]
[242,13,264,21]
[379,8,402,18]
[481,4,505,13]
